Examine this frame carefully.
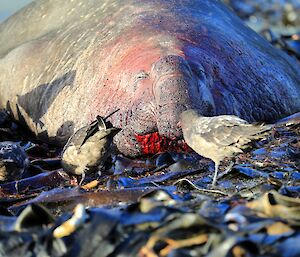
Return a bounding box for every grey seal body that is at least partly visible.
[0,0,299,156]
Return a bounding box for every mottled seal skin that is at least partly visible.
[0,0,300,156]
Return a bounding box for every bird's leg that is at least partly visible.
[212,162,219,187]
[79,172,86,186]
[213,160,235,184]
[219,161,235,178]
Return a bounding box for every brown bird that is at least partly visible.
[61,115,121,184]
[180,109,271,186]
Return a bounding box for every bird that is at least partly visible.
[0,141,30,181]
[180,109,272,186]
[61,113,121,184]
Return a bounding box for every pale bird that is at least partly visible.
[62,115,121,184]
[180,109,271,186]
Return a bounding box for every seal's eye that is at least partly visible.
[130,71,150,92]
[134,71,149,81]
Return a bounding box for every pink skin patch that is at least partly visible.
[135,132,190,155]
[88,32,165,122]
[86,29,189,155]
[89,22,186,117]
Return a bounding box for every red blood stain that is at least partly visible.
[135,132,190,155]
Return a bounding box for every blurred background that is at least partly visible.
[0,0,33,22]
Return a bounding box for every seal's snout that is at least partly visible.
[151,55,195,138]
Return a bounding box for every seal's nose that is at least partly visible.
[151,55,196,138]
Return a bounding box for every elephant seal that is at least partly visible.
[0,0,299,156]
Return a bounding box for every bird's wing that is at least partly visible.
[63,126,90,151]
[95,127,120,141]
[80,117,106,147]
[192,116,261,147]
[62,119,99,151]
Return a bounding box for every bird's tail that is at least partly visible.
[251,122,273,140]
